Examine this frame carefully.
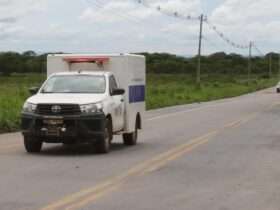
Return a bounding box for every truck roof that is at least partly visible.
[51,71,111,77]
[47,53,145,58]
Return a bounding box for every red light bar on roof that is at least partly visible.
[63,56,110,64]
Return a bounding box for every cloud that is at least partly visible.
[80,0,201,23]
[0,25,25,40]
[80,0,157,23]
[0,0,47,38]
[0,0,46,21]
[77,0,203,54]
[211,0,280,24]
[24,24,79,41]
[149,0,202,15]
[0,0,278,54]
[202,0,280,52]
[0,17,17,24]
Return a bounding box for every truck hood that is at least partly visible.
[27,93,107,105]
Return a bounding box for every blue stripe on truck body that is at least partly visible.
[129,85,145,103]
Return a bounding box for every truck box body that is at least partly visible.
[47,54,146,133]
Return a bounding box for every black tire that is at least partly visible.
[123,123,138,146]
[95,119,111,154]
[24,136,42,153]
[277,88,280,93]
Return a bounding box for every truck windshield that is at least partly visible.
[41,75,106,94]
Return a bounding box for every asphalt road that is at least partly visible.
[1,88,280,210]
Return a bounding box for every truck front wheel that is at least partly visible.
[24,136,43,153]
[95,119,111,154]
[123,123,138,146]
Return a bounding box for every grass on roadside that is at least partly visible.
[146,74,278,109]
[0,74,45,132]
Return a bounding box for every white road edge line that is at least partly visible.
[146,101,235,122]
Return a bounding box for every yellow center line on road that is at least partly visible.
[62,131,220,210]
[41,131,217,210]
[141,137,213,175]
[140,115,256,174]
[41,110,264,210]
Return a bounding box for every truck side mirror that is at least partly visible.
[112,88,125,96]
[29,87,39,95]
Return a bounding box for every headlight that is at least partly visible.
[80,103,103,114]
[23,102,37,113]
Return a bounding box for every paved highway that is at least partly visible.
[1,88,280,210]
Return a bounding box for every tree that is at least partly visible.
[0,52,21,76]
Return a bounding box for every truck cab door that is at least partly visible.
[109,75,125,132]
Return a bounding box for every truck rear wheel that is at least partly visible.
[123,123,138,146]
[24,136,42,153]
[95,119,111,154]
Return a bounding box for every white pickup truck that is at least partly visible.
[21,54,146,154]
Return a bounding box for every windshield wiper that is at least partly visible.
[41,91,103,94]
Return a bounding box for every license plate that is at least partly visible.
[46,126,60,136]
[43,119,64,125]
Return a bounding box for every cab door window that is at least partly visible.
[109,76,118,95]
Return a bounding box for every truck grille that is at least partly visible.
[36,104,81,115]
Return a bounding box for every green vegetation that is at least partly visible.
[0,51,280,76]
[0,51,46,76]
[0,52,279,133]
[143,52,280,75]
[0,74,45,132]
[147,74,278,109]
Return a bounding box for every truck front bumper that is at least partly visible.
[21,112,106,143]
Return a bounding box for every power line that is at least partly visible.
[85,0,178,33]
[84,0,270,61]
[202,35,223,51]
[84,0,270,57]
[83,0,202,53]
[87,0,145,25]
[252,43,265,57]
[137,0,253,51]
[204,20,249,50]
[81,0,155,51]
[136,0,202,21]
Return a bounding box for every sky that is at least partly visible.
[0,0,278,56]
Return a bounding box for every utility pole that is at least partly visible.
[197,14,204,86]
[278,53,280,79]
[248,41,252,85]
